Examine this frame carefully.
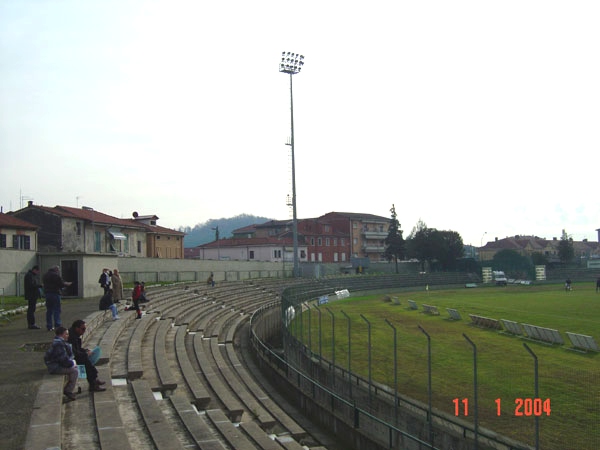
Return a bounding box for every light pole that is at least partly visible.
[479,231,487,261]
[280,51,304,277]
[212,226,220,260]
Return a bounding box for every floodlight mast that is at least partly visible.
[280,52,304,278]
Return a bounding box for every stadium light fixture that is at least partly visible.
[279,51,305,277]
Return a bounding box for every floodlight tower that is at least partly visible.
[279,51,304,277]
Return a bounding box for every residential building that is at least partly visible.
[297,218,350,263]
[192,212,385,264]
[195,236,308,263]
[319,212,389,261]
[479,235,600,262]
[10,202,148,256]
[10,203,184,259]
[0,213,39,296]
[131,213,185,259]
[0,213,38,251]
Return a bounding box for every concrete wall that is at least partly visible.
[0,249,38,296]
[117,258,293,284]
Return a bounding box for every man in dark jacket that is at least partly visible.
[68,319,106,392]
[42,266,72,331]
[24,265,41,329]
[44,326,79,401]
[99,268,111,294]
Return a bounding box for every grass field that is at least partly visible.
[294,283,599,450]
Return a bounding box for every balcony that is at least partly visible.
[362,230,387,239]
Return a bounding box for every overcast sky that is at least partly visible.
[2,1,599,247]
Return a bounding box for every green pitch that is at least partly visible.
[295,283,599,450]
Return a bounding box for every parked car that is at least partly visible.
[492,271,508,286]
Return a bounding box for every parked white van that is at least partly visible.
[492,271,508,286]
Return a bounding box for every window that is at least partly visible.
[324,225,330,233]
[76,222,81,236]
[334,252,338,262]
[318,252,322,262]
[123,234,129,253]
[317,237,322,246]
[353,222,357,229]
[249,250,255,260]
[0,234,6,248]
[94,231,101,252]
[333,238,337,246]
[325,238,330,246]
[273,249,282,258]
[13,235,31,249]
[341,253,346,262]
[310,237,315,245]
[300,250,306,258]
[311,253,316,262]
[341,238,345,246]
[137,241,142,253]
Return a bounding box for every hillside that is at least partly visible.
[179,213,273,248]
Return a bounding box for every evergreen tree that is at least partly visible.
[384,204,405,273]
[558,229,575,264]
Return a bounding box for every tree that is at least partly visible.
[406,219,434,271]
[405,220,464,271]
[530,252,549,267]
[558,229,575,264]
[436,230,464,270]
[384,204,405,273]
[492,249,533,278]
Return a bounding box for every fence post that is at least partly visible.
[341,310,352,399]
[419,325,434,445]
[325,307,335,387]
[463,333,478,450]
[306,304,312,354]
[384,319,398,425]
[360,314,372,406]
[315,305,322,363]
[523,343,540,450]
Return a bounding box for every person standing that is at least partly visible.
[68,320,106,392]
[99,268,111,295]
[111,269,123,303]
[131,281,142,319]
[99,289,119,320]
[43,326,79,401]
[24,265,42,329]
[42,266,72,331]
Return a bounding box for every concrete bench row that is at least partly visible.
[28,279,325,449]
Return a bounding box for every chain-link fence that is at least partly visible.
[267,277,598,450]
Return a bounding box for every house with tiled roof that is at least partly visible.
[479,235,600,262]
[10,203,185,259]
[131,213,185,259]
[0,213,40,295]
[193,211,385,264]
[11,202,148,256]
[0,212,38,251]
[319,212,389,261]
[195,236,308,263]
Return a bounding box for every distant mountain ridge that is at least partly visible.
[178,214,273,248]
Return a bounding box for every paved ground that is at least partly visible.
[0,297,99,450]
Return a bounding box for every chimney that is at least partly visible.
[28,201,33,207]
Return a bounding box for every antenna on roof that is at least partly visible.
[132,211,139,218]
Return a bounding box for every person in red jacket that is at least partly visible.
[131,281,142,319]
